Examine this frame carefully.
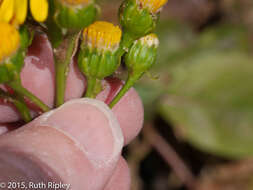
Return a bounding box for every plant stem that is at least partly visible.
[0,89,32,122]
[55,59,68,107]
[85,78,101,98]
[8,80,50,112]
[13,98,32,123]
[54,33,79,107]
[109,73,142,108]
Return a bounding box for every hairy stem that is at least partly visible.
[85,78,101,98]
[54,33,80,107]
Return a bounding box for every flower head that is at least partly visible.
[0,22,20,63]
[138,0,168,14]
[0,0,48,26]
[83,21,122,51]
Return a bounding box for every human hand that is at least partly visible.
[0,34,144,190]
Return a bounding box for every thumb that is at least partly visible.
[0,98,123,190]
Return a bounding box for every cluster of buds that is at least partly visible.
[0,0,167,122]
[118,0,167,52]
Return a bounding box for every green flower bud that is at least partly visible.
[78,21,122,98]
[119,0,158,39]
[109,33,159,108]
[118,0,166,53]
[53,0,98,31]
[125,33,158,75]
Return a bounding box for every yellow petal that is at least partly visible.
[0,22,20,62]
[30,0,48,22]
[83,21,122,51]
[0,0,14,23]
[14,0,28,24]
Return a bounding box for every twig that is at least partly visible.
[143,123,196,189]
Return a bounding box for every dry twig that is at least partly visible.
[143,123,196,189]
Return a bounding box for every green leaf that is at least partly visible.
[160,51,253,158]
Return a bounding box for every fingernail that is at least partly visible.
[31,98,124,167]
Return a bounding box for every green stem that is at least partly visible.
[109,73,142,108]
[8,80,50,112]
[55,34,79,107]
[0,89,31,122]
[13,98,32,123]
[85,78,101,98]
[55,59,67,107]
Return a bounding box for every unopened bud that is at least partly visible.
[53,0,98,31]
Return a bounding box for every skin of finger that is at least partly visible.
[104,157,131,190]
[64,56,86,102]
[21,34,55,108]
[97,78,144,145]
[0,98,123,190]
[0,122,23,136]
[0,126,8,136]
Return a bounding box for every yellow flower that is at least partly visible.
[0,22,20,63]
[0,0,48,26]
[83,21,122,51]
[138,0,168,13]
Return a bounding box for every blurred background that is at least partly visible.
[100,0,253,189]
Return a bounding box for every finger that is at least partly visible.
[21,34,55,109]
[0,98,123,190]
[97,78,144,145]
[0,103,20,123]
[0,122,24,135]
[64,56,86,101]
[104,157,131,190]
[0,126,8,136]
